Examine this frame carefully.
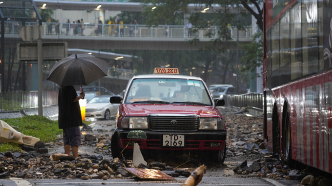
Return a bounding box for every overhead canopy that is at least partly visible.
[0,0,41,21]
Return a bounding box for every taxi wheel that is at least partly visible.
[111,132,120,158]
[217,144,226,165]
[104,110,110,120]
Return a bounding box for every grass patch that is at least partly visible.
[0,142,22,153]
[2,115,62,142]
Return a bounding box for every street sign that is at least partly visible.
[17,42,68,61]
[19,25,43,42]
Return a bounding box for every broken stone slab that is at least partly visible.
[233,160,247,172]
[248,161,261,172]
[246,143,259,151]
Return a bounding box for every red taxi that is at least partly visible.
[110,68,226,163]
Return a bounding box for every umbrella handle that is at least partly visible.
[81,86,84,99]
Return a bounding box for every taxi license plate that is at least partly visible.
[163,135,184,147]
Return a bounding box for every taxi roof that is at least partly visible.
[132,74,203,80]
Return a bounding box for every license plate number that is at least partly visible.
[163,135,184,147]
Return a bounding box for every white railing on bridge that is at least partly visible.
[2,21,252,40]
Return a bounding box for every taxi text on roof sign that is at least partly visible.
[153,68,179,74]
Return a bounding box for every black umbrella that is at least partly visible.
[47,54,109,86]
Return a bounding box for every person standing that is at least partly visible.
[76,20,81,36]
[119,19,124,37]
[47,17,52,35]
[186,22,192,38]
[134,20,138,37]
[108,19,114,36]
[58,86,85,158]
[81,19,85,36]
[55,20,60,35]
[207,21,212,38]
[66,19,70,36]
[129,22,134,37]
[72,21,77,36]
[164,23,168,37]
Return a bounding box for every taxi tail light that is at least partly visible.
[217,118,225,130]
[121,117,129,128]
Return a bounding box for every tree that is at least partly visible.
[239,30,263,78]
[38,9,54,22]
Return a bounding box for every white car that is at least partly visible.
[85,95,120,120]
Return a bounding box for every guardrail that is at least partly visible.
[0,91,58,112]
[224,93,263,109]
[2,21,252,40]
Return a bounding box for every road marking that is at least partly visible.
[263,178,285,186]
[10,178,32,186]
[28,181,271,185]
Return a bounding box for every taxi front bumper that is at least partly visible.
[116,129,226,151]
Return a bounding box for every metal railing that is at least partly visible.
[0,91,58,112]
[2,21,252,40]
[224,93,263,109]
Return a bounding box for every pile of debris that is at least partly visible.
[0,150,191,180]
[223,109,268,161]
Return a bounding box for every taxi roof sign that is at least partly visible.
[153,68,179,74]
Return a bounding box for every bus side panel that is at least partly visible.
[290,83,298,162]
[326,73,332,173]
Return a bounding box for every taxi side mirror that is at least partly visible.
[110,96,122,104]
[215,99,225,106]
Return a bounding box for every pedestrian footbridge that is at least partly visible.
[4,22,252,50]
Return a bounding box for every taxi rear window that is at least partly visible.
[124,78,212,105]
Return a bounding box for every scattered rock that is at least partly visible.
[318,179,332,186]
[16,172,26,178]
[34,141,45,148]
[85,134,97,141]
[149,162,166,170]
[301,175,315,186]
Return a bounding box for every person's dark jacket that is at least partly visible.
[58,86,82,129]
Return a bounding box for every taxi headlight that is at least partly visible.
[219,95,224,98]
[199,118,218,130]
[129,117,148,129]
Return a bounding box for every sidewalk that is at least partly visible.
[0,105,59,120]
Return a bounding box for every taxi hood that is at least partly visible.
[122,104,220,117]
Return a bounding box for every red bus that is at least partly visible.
[263,0,331,173]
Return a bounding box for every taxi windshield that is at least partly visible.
[125,78,212,105]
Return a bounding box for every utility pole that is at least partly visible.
[37,27,43,116]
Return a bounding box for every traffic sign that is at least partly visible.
[19,25,43,42]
